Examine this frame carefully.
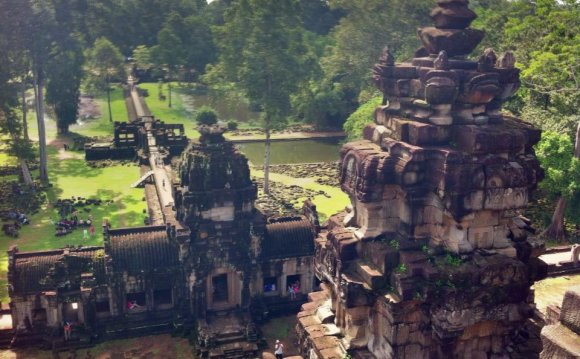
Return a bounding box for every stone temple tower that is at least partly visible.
[297,1,547,358]
[175,125,257,316]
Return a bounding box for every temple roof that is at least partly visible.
[262,216,315,259]
[108,226,179,274]
[11,247,105,295]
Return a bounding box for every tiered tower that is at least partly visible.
[297,1,546,358]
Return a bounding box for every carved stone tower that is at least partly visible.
[175,125,257,315]
[297,1,546,358]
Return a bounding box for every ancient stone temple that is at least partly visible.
[297,1,546,358]
[8,118,318,356]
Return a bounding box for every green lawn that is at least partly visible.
[139,83,200,138]
[0,85,153,302]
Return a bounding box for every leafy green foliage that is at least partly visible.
[84,37,126,93]
[503,0,580,136]
[227,121,238,130]
[444,253,463,267]
[195,106,218,126]
[343,96,382,140]
[536,131,580,223]
[395,263,407,274]
[322,0,431,94]
[536,132,580,199]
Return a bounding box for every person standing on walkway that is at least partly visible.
[274,339,284,359]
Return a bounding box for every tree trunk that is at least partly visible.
[263,118,271,195]
[21,82,28,140]
[574,121,580,158]
[20,159,33,186]
[106,80,113,122]
[168,81,172,108]
[34,68,49,183]
[544,197,567,241]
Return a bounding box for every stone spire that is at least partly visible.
[419,0,483,57]
[297,1,547,358]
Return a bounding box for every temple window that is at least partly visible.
[263,276,278,294]
[126,292,146,312]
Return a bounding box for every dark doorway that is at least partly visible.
[213,274,228,302]
[95,300,110,314]
[62,302,79,323]
[154,289,172,306]
[287,274,301,294]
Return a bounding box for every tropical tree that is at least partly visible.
[151,26,184,108]
[27,0,59,183]
[536,129,580,241]
[46,39,84,134]
[208,0,311,194]
[85,37,126,122]
[0,0,35,184]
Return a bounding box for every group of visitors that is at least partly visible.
[2,210,30,238]
[54,213,94,238]
[288,281,300,300]
[6,210,29,225]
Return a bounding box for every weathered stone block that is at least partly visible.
[559,285,580,333]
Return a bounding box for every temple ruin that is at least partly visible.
[7,82,318,357]
[296,1,548,358]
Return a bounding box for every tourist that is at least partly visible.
[63,321,72,341]
[292,281,300,297]
[274,339,284,359]
[288,285,295,300]
[89,224,95,236]
[127,300,140,310]
[83,228,89,239]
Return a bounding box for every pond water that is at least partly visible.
[236,138,342,166]
[179,90,260,124]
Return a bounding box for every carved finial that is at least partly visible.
[478,48,497,72]
[433,51,449,70]
[379,46,395,66]
[496,51,516,69]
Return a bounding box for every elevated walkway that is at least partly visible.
[131,170,154,188]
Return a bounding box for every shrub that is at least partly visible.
[227,121,238,130]
[195,106,218,125]
[343,96,382,140]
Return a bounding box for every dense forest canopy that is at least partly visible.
[0,0,578,239]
